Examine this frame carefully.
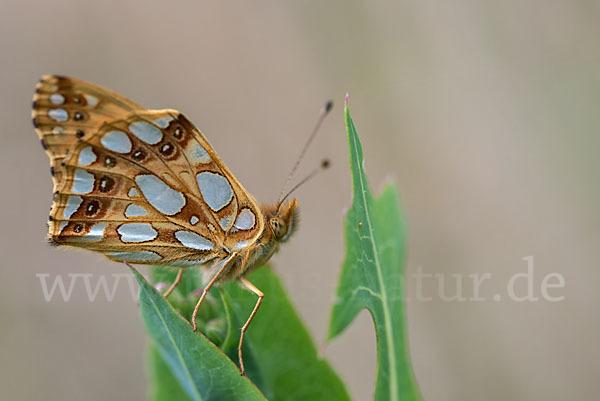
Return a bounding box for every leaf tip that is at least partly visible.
[127,264,143,282]
[344,92,349,107]
[317,340,328,358]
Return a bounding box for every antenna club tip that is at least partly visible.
[325,100,334,113]
[321,158,331,169]
[344,92,349,106]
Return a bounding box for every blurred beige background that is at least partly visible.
[1,1,599,400]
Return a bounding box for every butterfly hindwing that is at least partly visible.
[37,78,264,266]
[33,75,142,186]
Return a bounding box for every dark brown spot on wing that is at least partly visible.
[71,95,84,105]
[98,176,115,193]
[104,156,116,168]
[132,148,147,161]
[84,200,100,217]
[173,126,185,140]
[158,142,176,158]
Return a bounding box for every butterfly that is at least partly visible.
[32,75,330,375]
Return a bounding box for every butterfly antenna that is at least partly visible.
[276,100,333,209]
[277,159,331,213]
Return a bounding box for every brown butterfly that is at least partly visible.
[32,75,330,374]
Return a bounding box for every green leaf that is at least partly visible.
[143,266,350,401]
[328,101,423,401]
[149,345,193,401]
[132,267,267,401]
[222,267,353,401]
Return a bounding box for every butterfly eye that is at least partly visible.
[269,217,287,240]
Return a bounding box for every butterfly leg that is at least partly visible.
[191,252,238,332]
[162,267,184,298]
[237,277,264,376]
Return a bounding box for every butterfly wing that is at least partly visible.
[33,75,142,186]
[34,76,264,266]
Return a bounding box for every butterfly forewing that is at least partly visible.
[171,111,265,251]
[36,76,264,266]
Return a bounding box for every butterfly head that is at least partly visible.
[265,198,298,243]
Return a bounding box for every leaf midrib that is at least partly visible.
[348,113,399,401]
